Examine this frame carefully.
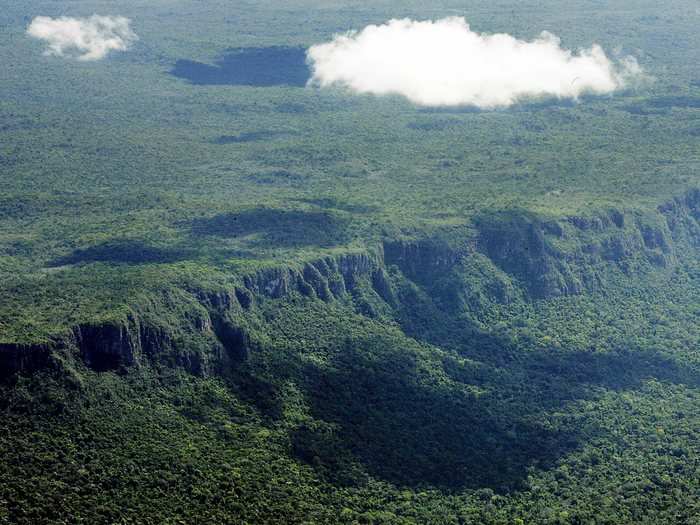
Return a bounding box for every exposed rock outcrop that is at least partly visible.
[73,321,139,372]
[474,206,677,298]
[4,189,700,379]
[0,342,53,379]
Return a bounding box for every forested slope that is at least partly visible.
[2,190,699,524]
[2,1,700,522]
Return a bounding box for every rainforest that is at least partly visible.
[1,1,699,524]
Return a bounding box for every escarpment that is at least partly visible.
[0,252,388,378]
[474,206,674,298]
[0,342,53,378]
[2,189,700,379]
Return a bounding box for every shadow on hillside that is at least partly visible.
[621,95,700,116]
[188,208,351,248]
[407,118,465,131]
[293,333,578,492]
[417,96,582,115]
[212,131,286,144]
[246,170,308,187]
[290,309,698,492]
[295,197,379,215]
[171,47,310,87]
[48,240,193,267]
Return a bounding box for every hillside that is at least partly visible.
[1,0,700,524]
[2,191,700,523]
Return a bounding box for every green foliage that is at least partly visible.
[1,0,700,341]
[2,247,700,523]
[1,0,700,523]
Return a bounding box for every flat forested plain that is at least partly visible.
[1,1,699,523]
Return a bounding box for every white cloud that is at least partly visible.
[307,17,643,108]
[27,15,137,61]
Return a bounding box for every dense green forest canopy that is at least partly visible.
[0,1,699,524]
[1,0,699,340]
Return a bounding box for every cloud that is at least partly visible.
[27,15,137,61]
[307,17,643,108]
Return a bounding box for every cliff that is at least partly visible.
[2,189,699,379]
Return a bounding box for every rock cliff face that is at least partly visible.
[474,207,674,299]
[73,322,139,372]
[3,189,700,379]
[241,252,379,301]
[659,188,700,245]
[0,252,388,378]
[383,239,462,282]
[476,212,583,298]
[0,342,53,377]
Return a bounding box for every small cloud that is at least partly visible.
[27,15,137,61]
[307,17,644,108]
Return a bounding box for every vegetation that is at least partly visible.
[1,0,699,523]
[2,245,700,523]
